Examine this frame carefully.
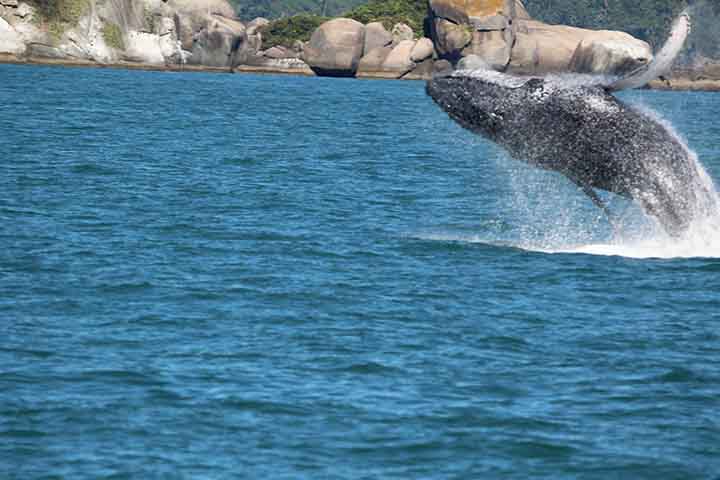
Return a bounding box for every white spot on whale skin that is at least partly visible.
[583,95,619,113]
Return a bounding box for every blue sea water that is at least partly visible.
[1,63,719,479]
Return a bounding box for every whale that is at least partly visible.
[426,10,713,236]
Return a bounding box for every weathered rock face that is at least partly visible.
[410,37,434,62]
[189,15,245,67]
[433,18,471,59]
[508,20,652,75]
[391,23,413,45]
[428,0,652,76]
[302,18,365,76]
[568,37,652,76]
[356,38,435,80]
[381,39,416,77]
[356,45,392,77]
[0,0,245,67]
[246,17,269,35]
[364,21,392,54]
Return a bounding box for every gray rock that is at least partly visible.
[509,19,652,75]
[462,29,510,71]
[263,45,294,59]
[468,14,507,31]
[403,58,434,80]
[246,33,261,52]
[27,43,67,59]
[246,17,269,35]
[303,18,365,76]
[189,14,246,67]
[0,0,18,7]
[391,23,413,45]
[568,38,652,76]
[433,58,453,75]
[363,21,391,55]
[13,2,31,18]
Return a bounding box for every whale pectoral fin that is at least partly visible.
[607,9,691,91]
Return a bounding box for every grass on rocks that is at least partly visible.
[260,0,427,48]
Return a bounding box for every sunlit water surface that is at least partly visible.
[1,64,719,479]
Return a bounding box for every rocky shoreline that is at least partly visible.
[3,52,720,92]
[2,0,719,90]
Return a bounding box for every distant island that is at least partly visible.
[1,0,718,90]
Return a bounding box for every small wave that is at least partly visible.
[414,220,720,259]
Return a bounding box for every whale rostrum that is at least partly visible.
[426,10,711,236]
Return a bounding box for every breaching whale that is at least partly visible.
[426,11,713,236]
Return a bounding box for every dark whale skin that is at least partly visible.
[426,74,706,235]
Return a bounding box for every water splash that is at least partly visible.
[418,116,720,260]
[508,111,720,259]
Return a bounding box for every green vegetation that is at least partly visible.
[102,22,124,50]
[31,0,88,25]
[259,0,427,48]
[236,0,365,20]
[30,0,89,40]
[345,0,427,36]
[260,13,329,47]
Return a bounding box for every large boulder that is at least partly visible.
[364,21,392,54]
[433,18,471,59]
[246,17,269,35]
[356,45,393,77]
[381,39,415,77]
[391,23,413,45]
[303,18,365,76]
[509,20,652,75]
[410,37,434,62]
[568,37,652,76]
[462,29,511,70]
[189,14,245,67]
[429,0,652,76]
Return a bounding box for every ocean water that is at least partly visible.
[1,63,719,479]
